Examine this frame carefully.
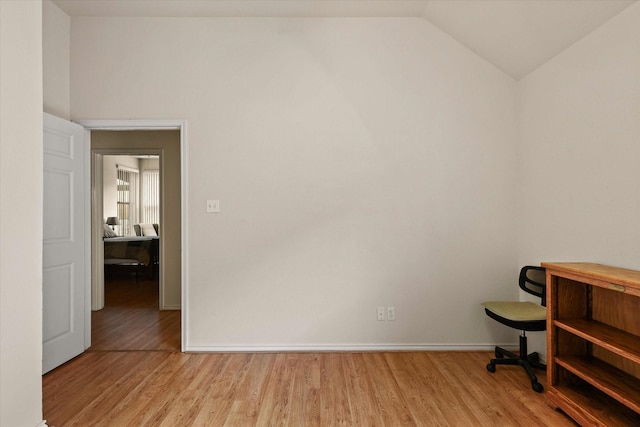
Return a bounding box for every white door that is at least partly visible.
[42,113,89,374]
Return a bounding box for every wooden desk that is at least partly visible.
[543,262,640,426]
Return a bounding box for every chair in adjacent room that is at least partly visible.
[134,223,159,236]
[482,265,547,392]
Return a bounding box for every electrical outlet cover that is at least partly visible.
[387,306,395,321]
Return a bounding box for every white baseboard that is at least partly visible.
[184,343,518,353]
[161,304,181,310]
[36,421,48,427]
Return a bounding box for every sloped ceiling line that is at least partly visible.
[52,0,636,80]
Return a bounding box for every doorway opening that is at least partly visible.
[90,129,182,352]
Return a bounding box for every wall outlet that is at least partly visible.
[377,307,385,321]
[206,199,220,213]
[387,306,396,321]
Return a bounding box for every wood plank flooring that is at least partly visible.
[43,351,575,426]
[91,270,180,351]
[43,272,576,426]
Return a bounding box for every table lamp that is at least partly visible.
[106,216,119,231]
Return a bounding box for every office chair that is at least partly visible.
[482,266,547,393]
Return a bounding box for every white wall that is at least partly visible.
[0,2,45,426]
[140,157,159,171]
[517,4,640,350]
[518,2,640,269]
[43,0,70,119]
[70,17,518,349]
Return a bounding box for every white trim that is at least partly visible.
[162,304,181,310]
[35,421,48,427]
[78,119,182,131]
[93,149,160,294]
[184,343,518,353]
[78,119,187,352]
[83,129,92,349]
[181,123,188,353]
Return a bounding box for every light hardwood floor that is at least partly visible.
[43,273,576,426]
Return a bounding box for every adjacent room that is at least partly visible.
[102,154,160,282]
[1,0,640,426]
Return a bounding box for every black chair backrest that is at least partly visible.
[519,266,547,307]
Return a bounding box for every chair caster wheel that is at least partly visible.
[532,382,543,393]
[486,363,496,373]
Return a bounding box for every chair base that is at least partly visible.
[486,334,546,393]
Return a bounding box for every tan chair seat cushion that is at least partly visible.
[481,301,546,322]
[139,223,157,236]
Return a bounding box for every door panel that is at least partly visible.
[43,113,88,374]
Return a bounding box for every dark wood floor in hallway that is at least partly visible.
[42,271,575,426]
[90,270,180,351]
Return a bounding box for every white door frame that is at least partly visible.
[92,148,164,307]
[79,119,188,352]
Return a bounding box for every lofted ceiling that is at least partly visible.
[52,0,636,80]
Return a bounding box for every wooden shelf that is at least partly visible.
[545,263,640,426]
[554,319,640,364]
[541,262,640,294]
[555,356,640,414]
[550,384,640,427]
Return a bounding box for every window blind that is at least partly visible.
[117,165,139,236]
[142,170,160,225]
